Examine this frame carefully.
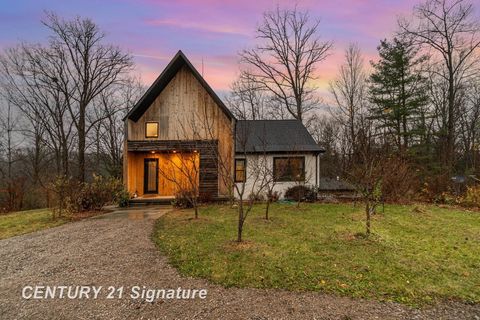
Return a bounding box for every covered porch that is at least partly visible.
[124,140,220,200]
[125,151,199,198]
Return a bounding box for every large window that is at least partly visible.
[235,159,246,182]
[273,157,305,182]
[145,122,159,138]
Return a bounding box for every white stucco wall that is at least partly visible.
[234,153,319,199]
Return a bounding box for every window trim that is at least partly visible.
[234,158,247,183]
[273,156,306,182]
[145,121,159,138]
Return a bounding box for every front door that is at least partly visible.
[144,158,159,194]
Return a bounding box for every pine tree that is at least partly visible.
[369,38,429,153]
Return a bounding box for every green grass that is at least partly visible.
[0,209,67,240]
[153,203,480,305]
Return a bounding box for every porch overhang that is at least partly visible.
[127,140,217,152]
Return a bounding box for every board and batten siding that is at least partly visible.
[124,65,234,197]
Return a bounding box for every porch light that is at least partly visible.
[151,151,156,154]
[172,150,177,153]
[193,150,198,153]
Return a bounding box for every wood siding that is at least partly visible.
[126,151,199,197]
[127,140,218,198]
[125,65,234,197]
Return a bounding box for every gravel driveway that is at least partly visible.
[0,206,478,320]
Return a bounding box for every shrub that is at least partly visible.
[198,192,213,203]
[77,175,125,211]
[421,173,452,203]
[267,190,281,202]
[378,156,419,203]
[115,188,131,207]
[248,192,265,202]
[460,186,480,207]
[284,185,316,202]
[171,190,195,209]
[51,176,81,218]
[51,175,127,214]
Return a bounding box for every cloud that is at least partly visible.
[145,18,250,36]
[132,53,171,61]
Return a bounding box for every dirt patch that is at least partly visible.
[223,240,258,252]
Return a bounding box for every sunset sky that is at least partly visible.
[0,0,420,98]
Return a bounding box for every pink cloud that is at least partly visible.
[145,18,251,36]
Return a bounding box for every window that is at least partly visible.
[145,122,158,138]
[235,159,246,182]
[273,157,305,182]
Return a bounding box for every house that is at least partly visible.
[123,51,324,202]
[234,120,324,198]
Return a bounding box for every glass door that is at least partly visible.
[144,158,158,194]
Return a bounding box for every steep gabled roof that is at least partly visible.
[235,120,324,154]
[124,50,234,122]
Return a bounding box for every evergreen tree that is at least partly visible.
[369,38,429,153]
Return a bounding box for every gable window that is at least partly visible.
[273,157,305,182]
[145,122,159,138]
[235,159,246,182]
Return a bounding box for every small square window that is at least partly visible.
[235,159,246,182]
[145,122,158,138]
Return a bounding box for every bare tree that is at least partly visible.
[158,150,201,219]
[329,44,368,165]
[0,101,23,211]
[458,77,480,171]
[345,126,382,236]
[347,150,383,236]
[307,114,343,176]
[240,6,332,121]
[0,44,75,176]
[399,0,480,168]
[226,72,269,120]
[42,12,133,182]
[233,123,270,241]
[261,160,279,220]
[88,78,144,177]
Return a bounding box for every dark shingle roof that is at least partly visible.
[318,177,355,191]
[235,120,324,154]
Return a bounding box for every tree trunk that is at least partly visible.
[366,201,371,235]
[237,202,244,242]
[61,138,69,176]
[77,105,86,182]
[194,205,198,219]
[265,200,270,220]
[446,64,455,171]
[402,116,408,152]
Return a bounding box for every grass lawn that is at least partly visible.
[153,203,480,306]
[0,209,68,240]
